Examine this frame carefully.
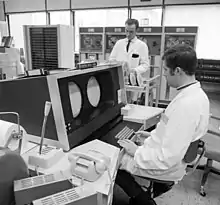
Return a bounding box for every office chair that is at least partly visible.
[199,115,220,197]
[135,139,206,198]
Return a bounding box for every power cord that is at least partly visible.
[39,101,52,155]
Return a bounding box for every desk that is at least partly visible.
[22,106,164,204]
[22,139,120,205]
[123,104,164,129]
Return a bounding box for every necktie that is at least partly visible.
[126,40,131,52]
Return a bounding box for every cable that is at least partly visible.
[39,101,52,155]
[39,117,48,154]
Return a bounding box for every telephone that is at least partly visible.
[68,150,111,182]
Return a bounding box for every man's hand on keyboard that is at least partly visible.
[134,131,151,145]
[118,139,138,157]
[135,131,151,138]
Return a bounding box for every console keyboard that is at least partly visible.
[115,126,135,140]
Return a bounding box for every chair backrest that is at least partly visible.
[183,140,200,163]
[183,139,206,175]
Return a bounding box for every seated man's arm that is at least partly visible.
[134,104,200,170]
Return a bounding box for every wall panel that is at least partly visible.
[131,0,163,7]
[165,0,220,5]
[5,0,45,13]
[47,0,70,11]
[0,1,5,20]
[71,0,128,9]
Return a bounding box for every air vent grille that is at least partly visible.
[66,189,80,201]
[40,189,80,205]
[20,178,33,189]
[44,174,56,183]
[54,193,68,204]
[19,173,56,189]
[40,197,54,205]
[32,176,44,186]
[30,27,58,70]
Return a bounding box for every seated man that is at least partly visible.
[0,148,29,205]
[115,44,210,205]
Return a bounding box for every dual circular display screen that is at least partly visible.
[68,76,101,118]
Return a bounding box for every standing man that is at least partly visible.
[109,19,150,103]
[114,44,210,205]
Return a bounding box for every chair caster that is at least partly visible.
[200,186,206,197]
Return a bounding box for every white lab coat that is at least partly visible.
[109,37,150,102]
[109,37,150,74]
[119,82,210,182]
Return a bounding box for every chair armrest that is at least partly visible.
[207,129,220,137]
[210,115,220,121]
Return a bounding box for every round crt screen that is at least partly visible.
[87,76,101,107]
[68,82,82,118]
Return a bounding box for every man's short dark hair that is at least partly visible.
[125,19,139,30]
[162,44,197,76]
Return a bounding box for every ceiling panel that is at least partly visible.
[5,0,45,13]
[47,0,70,10]
[71,0,128,9]
[131,0,163,7]
[165,0,220,5]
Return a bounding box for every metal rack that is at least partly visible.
[125,74,160,106]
